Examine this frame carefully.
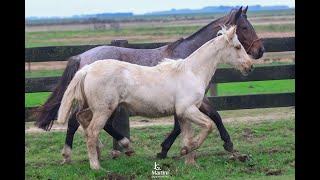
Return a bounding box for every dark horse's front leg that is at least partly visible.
[156,96,234,159]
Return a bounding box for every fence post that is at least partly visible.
[111,39,128,47]
[210,83,218,96]
[28,61,31,72]
[110,39,130,151]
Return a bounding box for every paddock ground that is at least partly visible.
[25,107,295,179]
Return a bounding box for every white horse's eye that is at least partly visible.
[235,45,241,50]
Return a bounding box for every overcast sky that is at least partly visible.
[26,0,295,17]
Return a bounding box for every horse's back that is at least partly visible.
[79,45,167,68]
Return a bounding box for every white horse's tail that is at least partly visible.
[57,65,89,125]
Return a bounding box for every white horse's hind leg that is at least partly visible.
[86,109,115,170]
[178,119,196,165]
[77,108,92,128]
[77,108,103,160]
[181,106,214,153]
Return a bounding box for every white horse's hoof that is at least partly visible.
[60,159,71,165]
[90,162,101,170]
[90,165,101,170]
[180,146,191,156]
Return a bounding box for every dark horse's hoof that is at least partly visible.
[223,142,235,153]
[125,147,135,156]
[125,150,135,156]
[156,153,167,159]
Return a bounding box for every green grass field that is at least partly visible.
[25,117,295,179]
[25,69,64,78]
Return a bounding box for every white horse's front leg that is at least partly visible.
[181,106,214,152]
[178,118,197,165]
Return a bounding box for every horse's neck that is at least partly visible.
[174,16,232,58]
[184,39,224,86]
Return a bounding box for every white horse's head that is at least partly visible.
[217,25,254,75]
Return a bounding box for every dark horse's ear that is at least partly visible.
[233,6,242,24]
[243,6,248,15]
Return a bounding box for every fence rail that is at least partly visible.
[25,64,295,93]
[25,37,294,62]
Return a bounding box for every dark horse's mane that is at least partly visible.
[164,9,239,56]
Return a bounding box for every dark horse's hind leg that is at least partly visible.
[200,97,234,153]
[156,116,181,159]
[157,96,234,159]
[105,108,135,157]
[61,113,79,164]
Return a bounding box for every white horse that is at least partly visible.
[57,25,253,170]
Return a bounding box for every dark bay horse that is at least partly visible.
[33,6,264,163]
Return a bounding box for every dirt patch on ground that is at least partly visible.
[265,169,283,176]
[102,172,134,180]
[38,35,169,44]
[25,61,68,71]
[242,128,254,142]
[257,32,295,38]
[258,147,293,154]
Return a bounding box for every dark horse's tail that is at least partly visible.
[33,56,81,131]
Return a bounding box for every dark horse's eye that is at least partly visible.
[235,45,241,49]
[241,26,248,30]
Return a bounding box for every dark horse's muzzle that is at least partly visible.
[251,47,265,59]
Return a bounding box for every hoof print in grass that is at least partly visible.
[230,152,250,162]
[162,162,172,168]
[265,169,283,176]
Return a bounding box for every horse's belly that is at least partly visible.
[123,95,175,118]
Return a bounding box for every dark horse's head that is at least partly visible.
[231,6,265,59]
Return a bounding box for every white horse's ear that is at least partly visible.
[227,26,237,41]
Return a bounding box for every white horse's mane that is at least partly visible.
[217,25,233,43]
[157,58,186,71]
[216,25,229,36]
